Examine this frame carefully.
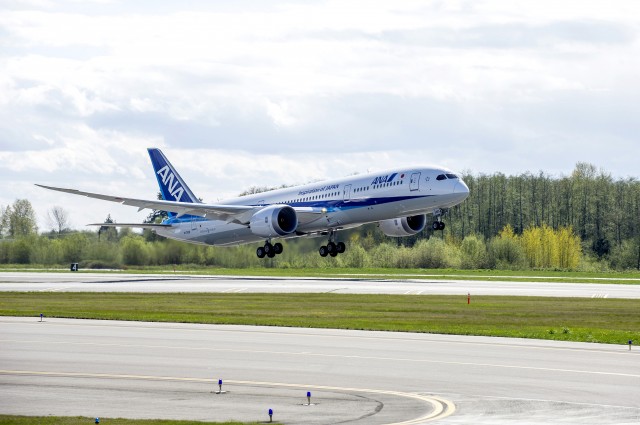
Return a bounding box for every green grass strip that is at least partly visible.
[0,416,271,425]
[1,292,638,345]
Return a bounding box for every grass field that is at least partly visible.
[1,292,638,344]
[0,416,273,425]
[2,266,640,284]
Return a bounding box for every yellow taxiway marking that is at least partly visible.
[0,369,455,424]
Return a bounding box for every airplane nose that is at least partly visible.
[453,180,470,197]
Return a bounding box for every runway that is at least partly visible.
[1,317,639,424]
[1,272,640,298]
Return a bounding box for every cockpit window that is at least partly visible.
[445,173,458,179]
[436,174,447,181]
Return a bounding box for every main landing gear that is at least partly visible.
[319,231,346,257]
[319,241,346,257]
[256,241,283,258]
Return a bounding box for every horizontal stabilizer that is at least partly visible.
[88,223,172,229]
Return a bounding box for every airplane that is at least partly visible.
[37,148,470,258]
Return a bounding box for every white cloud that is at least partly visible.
[1,0,639,230]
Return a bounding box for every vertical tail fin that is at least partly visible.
[147,148,200,207]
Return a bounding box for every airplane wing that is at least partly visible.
[36,184,256,221]
[36,184,324,225]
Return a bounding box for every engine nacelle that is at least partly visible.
[379,214,427,237]
[249,205,298,238]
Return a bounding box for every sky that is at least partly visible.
[1,0,639,231]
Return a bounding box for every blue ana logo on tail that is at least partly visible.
[156,165,185,201]
[148,147,199,206]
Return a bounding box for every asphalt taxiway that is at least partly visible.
[1,272,639,423]
[1,317,639,424]
[1,272,640,298]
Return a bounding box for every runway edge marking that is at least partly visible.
[0,369,455,424]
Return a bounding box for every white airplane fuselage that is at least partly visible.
[155,167,469,246]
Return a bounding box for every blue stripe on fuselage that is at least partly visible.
[162,194,433,225]
[252,194,432,212]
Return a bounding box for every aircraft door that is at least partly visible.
[191,217,197,231]
[343,184,352,201]
[410,173,421,191]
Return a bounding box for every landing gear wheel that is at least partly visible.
[264,242,273,255]
[274,243,283,255]
[319,246,329,257]
[327,242,337,254]
[330,251,338,257]
[432,222,440,231]
[336,242,346,253]
[267,250,276,258]
[256,246,266,258]
[438,222,445,230]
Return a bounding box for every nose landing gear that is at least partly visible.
[432,221,445,231]
[431,208,446,231]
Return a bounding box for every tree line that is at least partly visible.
[0,162,638,270]
[0,223,589,270]
[446,163,640,259]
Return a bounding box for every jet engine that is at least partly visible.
[379,214,427,237]
[249,205,298,238]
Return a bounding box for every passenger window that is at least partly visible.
[436,174,447,181]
